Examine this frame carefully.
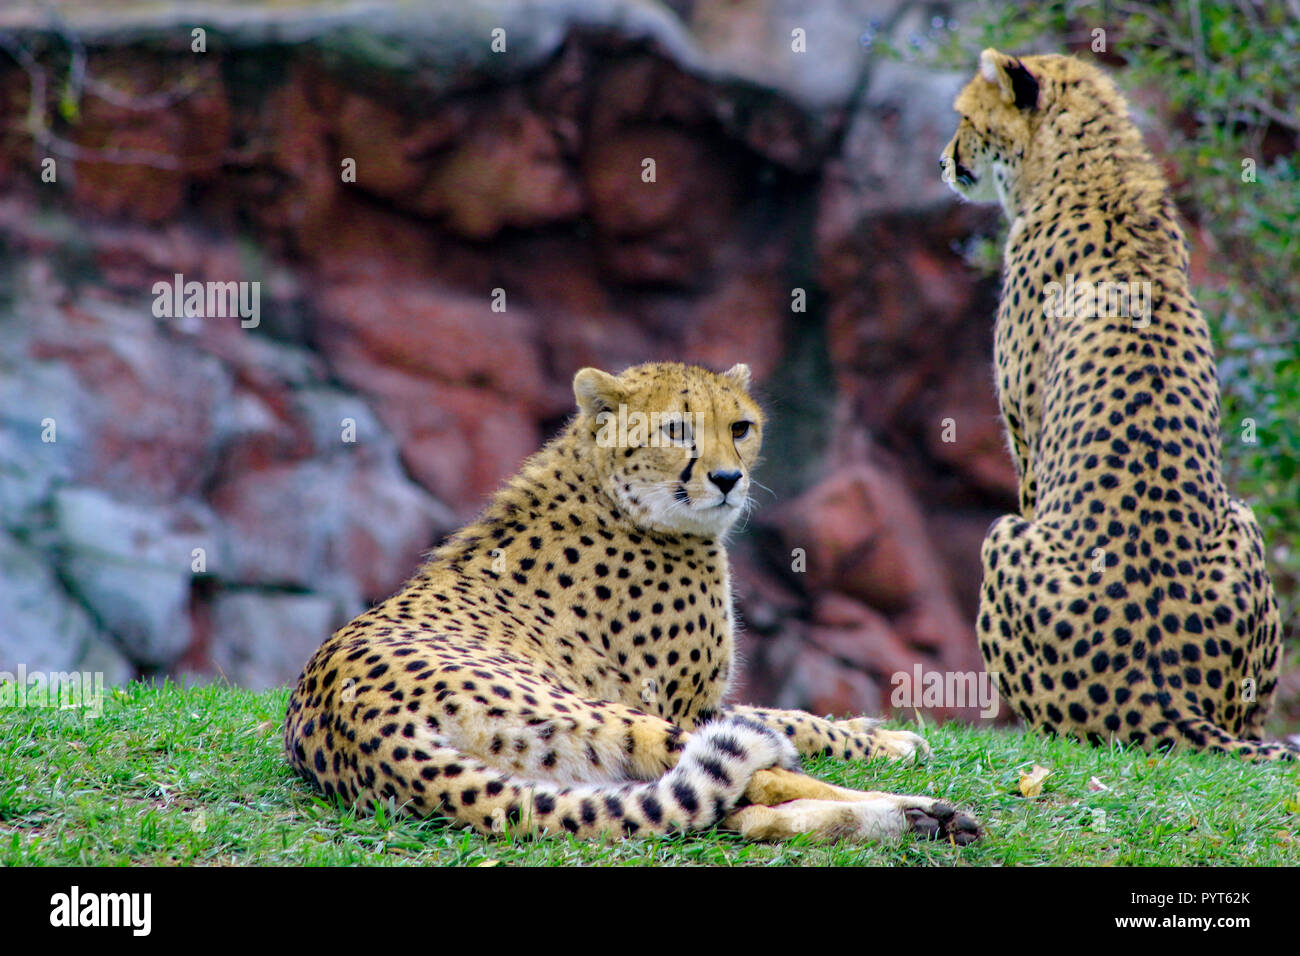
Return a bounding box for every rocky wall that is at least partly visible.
[0,0,1018,720]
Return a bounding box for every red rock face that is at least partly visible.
[67,54,231,223]
[26,296,233,504]
[331,84,585,238]
[765,463,988,722]
[0,26,1083,720]
[313,281,550,508]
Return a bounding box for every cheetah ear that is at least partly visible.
[722,363,752,391]
[979,48,1040,110]
[573,367,624,418]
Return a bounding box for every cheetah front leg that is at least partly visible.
[723,705,929,762]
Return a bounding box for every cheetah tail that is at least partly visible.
[1164,708,1298,762]
[345,714,803,838]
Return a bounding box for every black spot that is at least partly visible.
[671,782,699,815]
[639,794,664,824]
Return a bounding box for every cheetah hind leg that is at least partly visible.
[724,767,981,845]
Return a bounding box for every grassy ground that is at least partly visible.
[1,681,1297,866]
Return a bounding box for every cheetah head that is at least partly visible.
[572,362,763,539]
[940,49,1131,213]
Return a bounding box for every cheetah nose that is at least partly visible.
[709,470,741,496]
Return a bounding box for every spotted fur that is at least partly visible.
[285,362,981,841]
[942,50,1294,760]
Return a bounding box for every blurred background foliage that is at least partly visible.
[893,0,1300,633]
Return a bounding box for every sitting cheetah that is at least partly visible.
[941,49,1294,759]
[285,362,981,842]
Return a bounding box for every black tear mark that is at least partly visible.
[679,455,696,484]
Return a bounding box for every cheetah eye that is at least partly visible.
[731,421,752,440]
[661,417,692,444]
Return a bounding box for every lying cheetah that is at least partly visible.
[941,49,1294,759]
[285,362,981,842]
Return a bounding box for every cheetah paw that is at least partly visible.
[903,801,981,846]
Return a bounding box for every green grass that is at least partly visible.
[1,681,1297,866]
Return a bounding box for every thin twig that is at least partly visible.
[1188,0,1207,77]
[83,71,204,111]
[1242,94,1300,134]
[0,31,183,170]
